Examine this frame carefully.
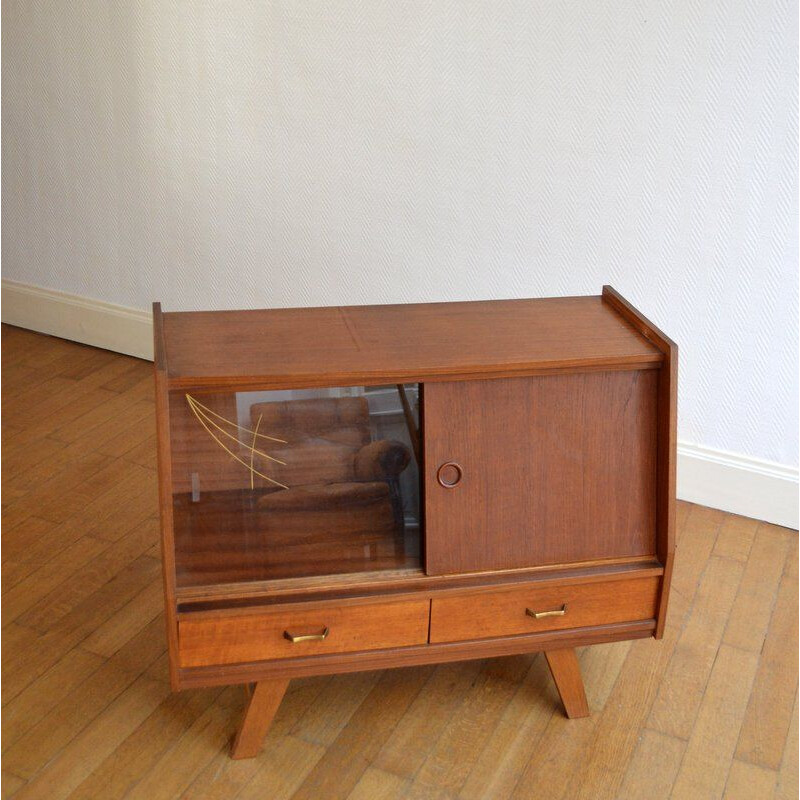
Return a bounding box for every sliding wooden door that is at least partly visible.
[423,370,658,575]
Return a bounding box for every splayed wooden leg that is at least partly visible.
[231,678,289,759]
[544,648,590,718]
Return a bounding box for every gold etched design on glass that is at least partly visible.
[249,413,263,490]
[185,394,290,490]
[186,394,286,443]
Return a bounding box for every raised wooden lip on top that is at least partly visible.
[153,292,664,392]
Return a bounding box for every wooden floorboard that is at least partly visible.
[1,325,797,799]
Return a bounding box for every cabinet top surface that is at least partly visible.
[156,293,663,388]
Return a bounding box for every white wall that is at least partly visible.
[2,2,798,521]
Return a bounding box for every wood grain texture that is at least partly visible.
[671,644,761,798]
[230,680,289,759]
[176,621,656,688]
[735,536,798,769]
[171,489,416,588]
[178,598,430,668]
[545,648,591,718]
[153,310,181,689]
[167,392,246,495]
[174,557,661,607]
[160,295,662,389]
[174,567,659,623]
[616,729,686,799]
[602,286,677,639]
[424,370,658,574]
[429,576,660,643]
[157,290,669,714]
[1,325,794,799]
[648,554,745,740]
[159,291,669,754]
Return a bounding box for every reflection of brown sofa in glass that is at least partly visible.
[249,396,412,565]
[173,395,415,586]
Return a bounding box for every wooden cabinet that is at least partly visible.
[153,286,677,759]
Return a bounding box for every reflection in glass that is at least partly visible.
[170,385,421,588]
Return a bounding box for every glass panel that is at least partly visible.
[169,384,421,589]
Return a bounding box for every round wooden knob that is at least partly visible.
[437,462,463,488]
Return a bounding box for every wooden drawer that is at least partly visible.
[178,597,430,668]
[429,576,660,644]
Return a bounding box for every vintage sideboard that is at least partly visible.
[152,286,676,758]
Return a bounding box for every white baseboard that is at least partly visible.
[677,443,798,530]
[1,279,153,360]
[2,279,797,528]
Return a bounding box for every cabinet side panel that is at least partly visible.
[154,368,181,688]
[601,286,677,639]
[654,350,677,637]
[424,371,658,575]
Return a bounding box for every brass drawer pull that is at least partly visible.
[283,626,330,643]
[526,604,567,619]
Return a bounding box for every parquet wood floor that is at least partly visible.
[2,324,797,799]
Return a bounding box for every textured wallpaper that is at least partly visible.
[2,1,797,466]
